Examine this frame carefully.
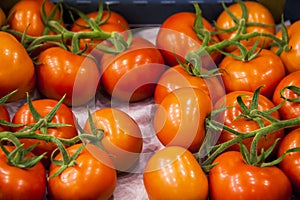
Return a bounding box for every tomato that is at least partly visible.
[154,87,212,153]
[12,99,78,167]
[277,128,300,196]
[209,151,292,200]
[154,64,225,105]
[216,1,275,52]
[48,143,117,200]
[8,0,61,36]
[156,12,222,67]
[100,37,166,102]
[70,10,129,54]
[0,145,47,200]
[214,90,284,153]
[83,107,143,172]
[143,146,208,200]
[0,105,10,132]
[36,46,100,106]
[272,20,300,73]
[0,31,35,102]
[272,71,300,126]
[219,48,286,99]
[0,7,6,27]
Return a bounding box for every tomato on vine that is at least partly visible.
[36,46,100,106]
[83,107,143,172]
[48,143,117,200]
[12,98,78,167]
[0,145,47,200]
[219,48,286,99]
[215,1,275,52]
[8,0,62,36]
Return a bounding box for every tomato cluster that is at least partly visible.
[1,0,300,199]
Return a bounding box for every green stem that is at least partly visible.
[202,117,300,166]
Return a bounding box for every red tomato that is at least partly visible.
[12,99,78,167]
[154,64,225,105]
[100,37,166,102]
[277,128,300,196]
[36,46,100,106]
[0,31,35,102]
[0,145,47,200]
[154,87,212,153]
[271,20,300,73]
[143,146,208,200]
[272,71,300,128]
[0,105,10,132]
[156,12,222,67]
[83,107,143,172]
[216,1,275,52]
[214,90,284,153]
[219,48,286,99]
[70,10,129,54]
[209,151,292,200]
[0,7,6,27]
[8,0,61,36]
[48,143,117,200]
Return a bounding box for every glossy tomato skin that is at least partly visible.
[0,31,35,102]
[219,48,286,99]
[12,99,78,167]
[216,1,275,52]
[273,71,300,127]
[36,47,100,106]
[209,151,292,200]
[277,128,300,196]
[8,0,61,36]
[0,105,10,132]
[100,37,166,102]
[48,143,117,200]
[0,145,47,200]
[272,20,300,73]
[156,12,222,67]
[83,107,143,172]
[143,146,208,200]
[154,64,225,105]
[70,10,129,53]
[154,87,212,153]
[214,90,284,153]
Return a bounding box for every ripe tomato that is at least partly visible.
[156,12,222,67]
[83,107,143,172]
[271,20,300,73]
[216,1,275,52]
[71,10,129,53]
[0,7,6,27]
[100,37,166,102]
[0,31,35,102]
[277,128,300,196]
[272,71,300,126]
[154,87,212,153]
[8,0,61,36]
[143,146,208,200]
[209,151,292,200]
[219,48,286,99]
[0,105,10,132]
[36,46,100,106]
[0,145,47,200]
[48,143,117,200]
[12,99,78,167]
[154,64,225,105]
[214,90,284,153]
